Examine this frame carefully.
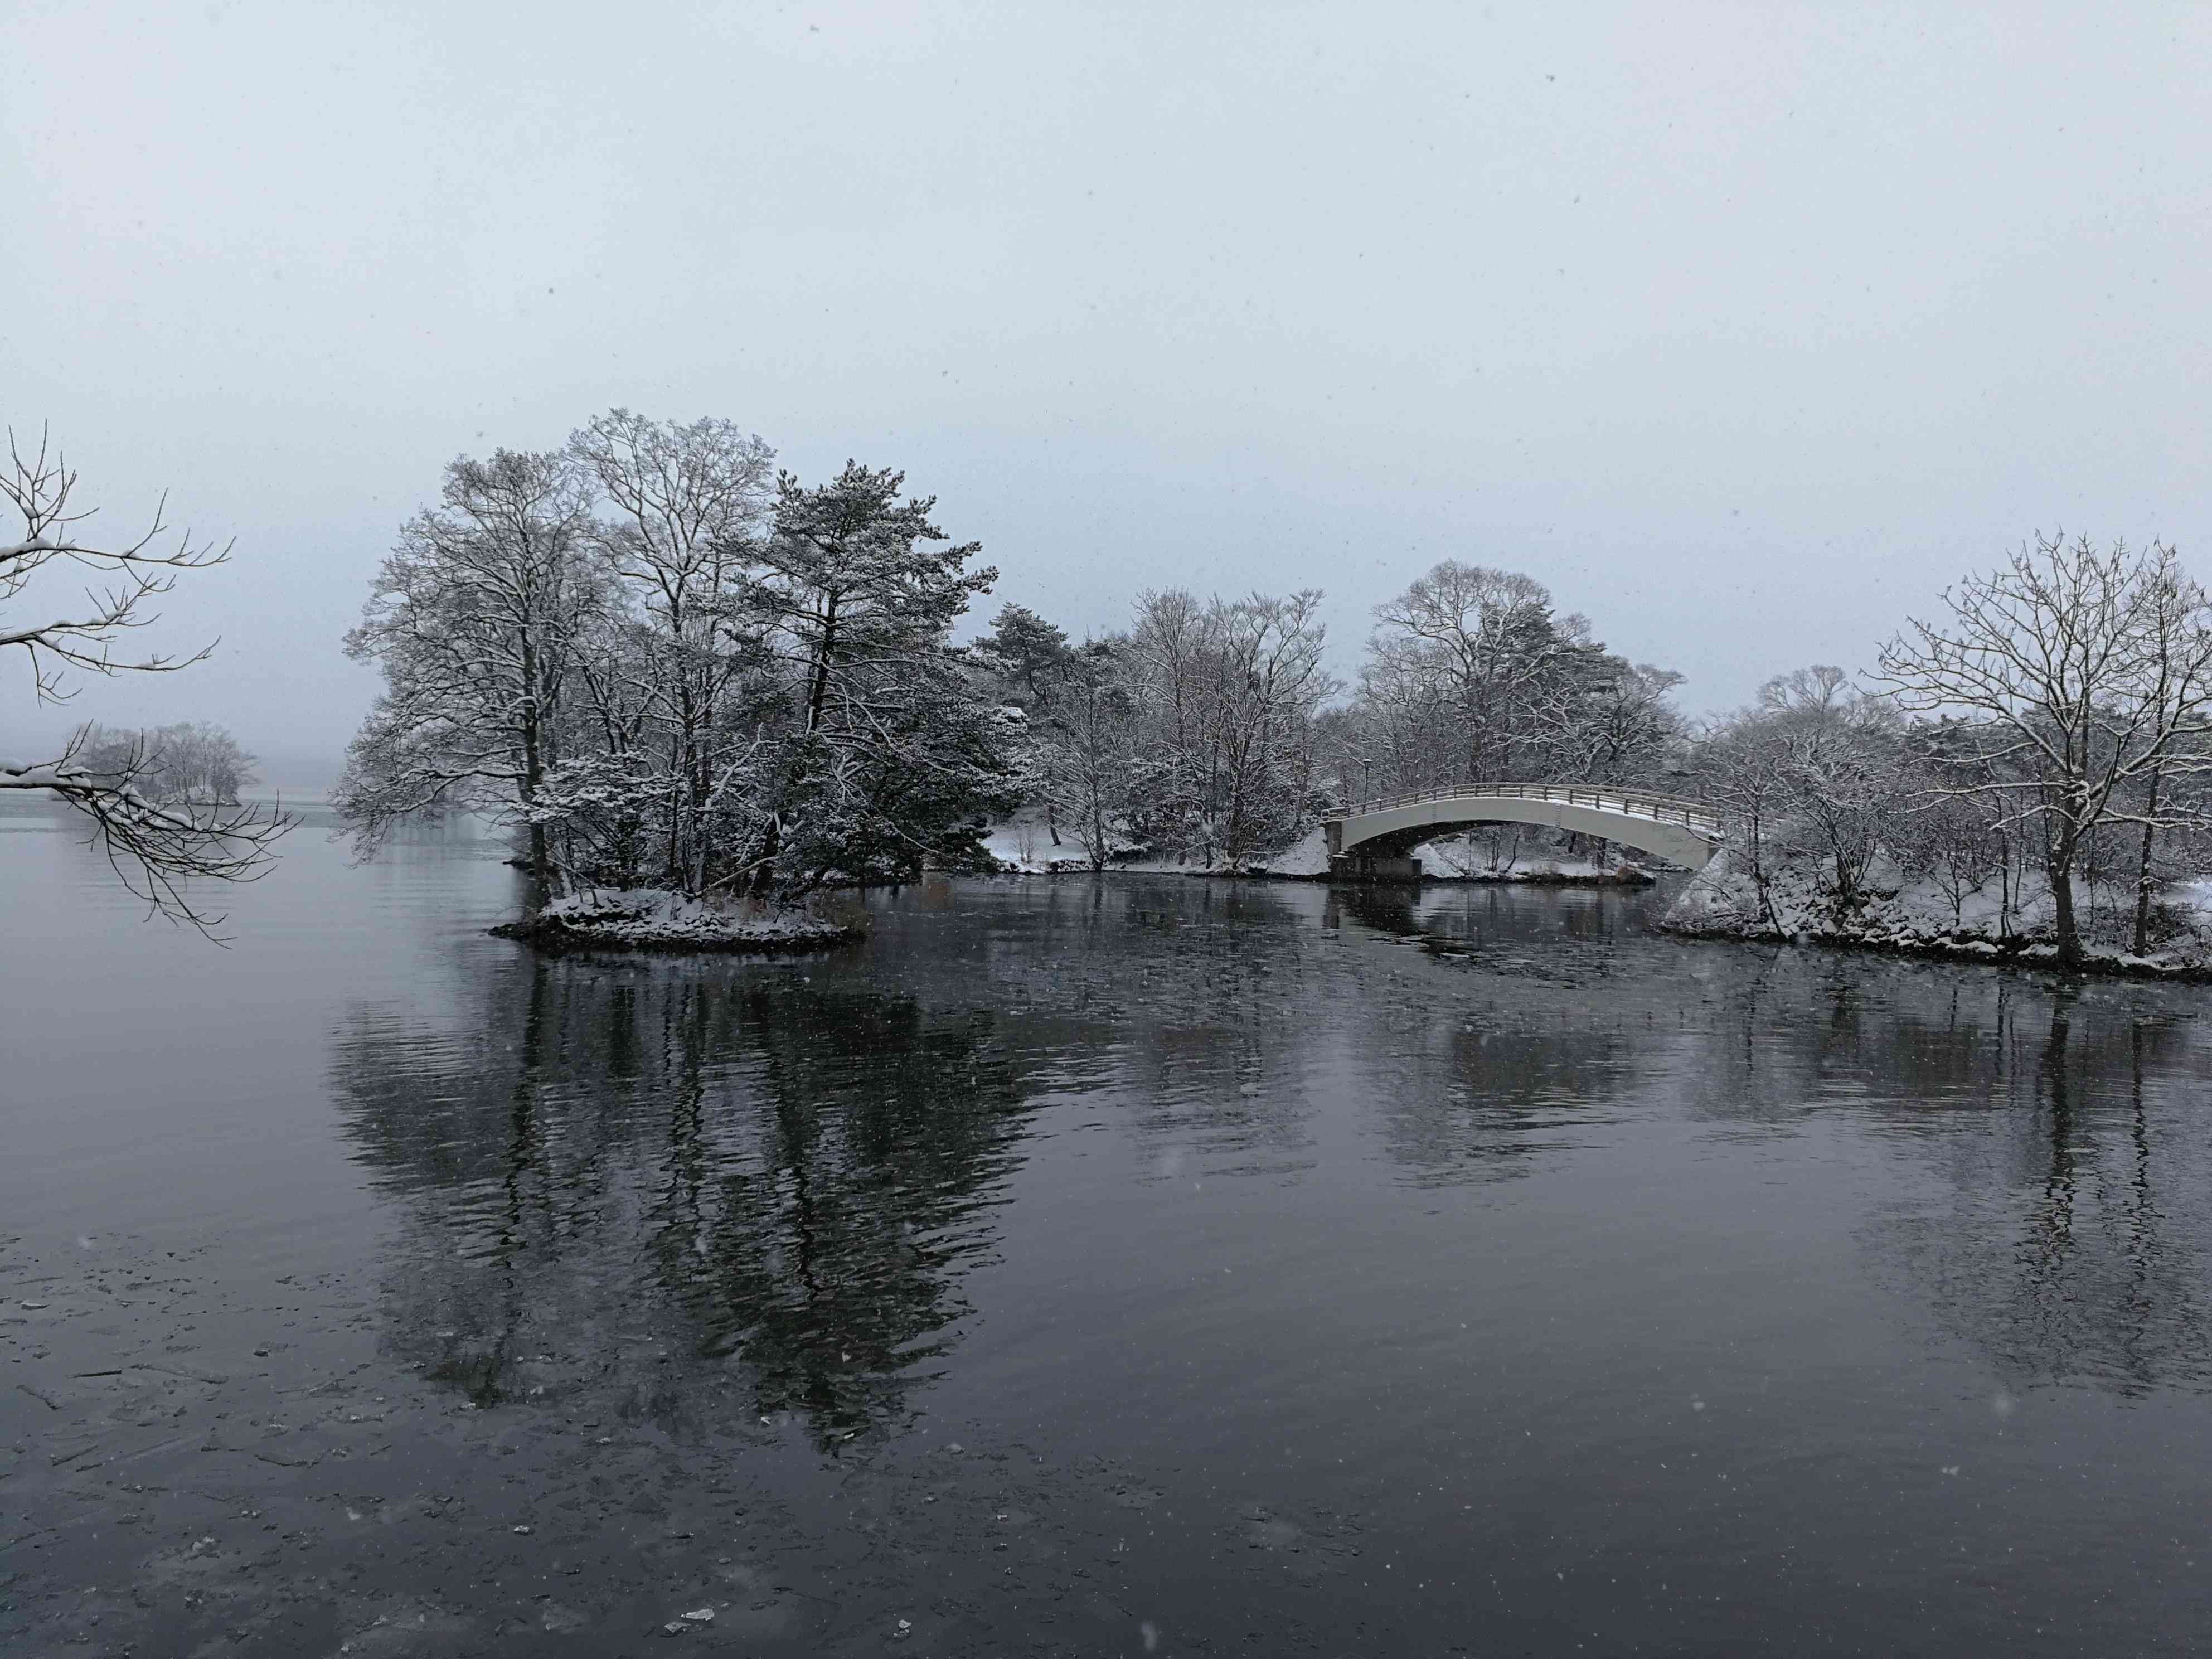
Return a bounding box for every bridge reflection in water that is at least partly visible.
[1323,782,1723,879]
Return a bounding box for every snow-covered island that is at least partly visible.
[491,888,861,955]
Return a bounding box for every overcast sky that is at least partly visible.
[6,1,2208,782]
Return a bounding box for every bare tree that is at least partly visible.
[1876,534,2212,963]
[2124,559,2212,952]
[1210,590,1336,867]
[568,410,777,882]
[1691,708,1796,933]
[1543,660,1686,785]
[81,720,259,804]
[1889,749,2011,934]
[1366,562,1591,788]
[1113,587,1337,866]
[1126,589,1210,847]
[1,426,288,934]
[336,449,602,892]
[1758,666,1907,911]
[1037,639,1137,870]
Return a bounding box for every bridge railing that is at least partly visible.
[1326,781,1723,837]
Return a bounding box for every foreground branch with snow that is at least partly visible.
[3,424,289,935]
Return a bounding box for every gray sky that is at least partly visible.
[6,2,2208,782]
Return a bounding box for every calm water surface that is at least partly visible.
[6,798,2212,1655]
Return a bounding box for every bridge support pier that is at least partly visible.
[1328,852,1424,884]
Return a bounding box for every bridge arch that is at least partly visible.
[1322,784,1721,878]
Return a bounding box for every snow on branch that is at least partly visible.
[3,727,292,939]
[3,423,289,936]
[1,424,232,701]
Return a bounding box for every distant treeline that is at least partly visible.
[334,411,2212,963]
[75,721,258,806]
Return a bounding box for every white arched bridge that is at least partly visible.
[1322,783,1724,880]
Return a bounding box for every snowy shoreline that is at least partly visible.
[1661,914,2212,983]
[1662,852,2212,983]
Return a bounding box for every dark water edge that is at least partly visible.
[8,798,2212,1655]
[1661,914,2212,984]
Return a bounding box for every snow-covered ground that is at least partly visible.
[494,888,859,953]
[1665,848,2212,977]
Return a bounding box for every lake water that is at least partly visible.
[6,798,2212,1655]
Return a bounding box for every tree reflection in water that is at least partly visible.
[1677,948,2212,1394]
[1904,983,2212,1395]
[1325,880,2212,1390]
[331,873,2212,1476]
[331,958,1034,1451]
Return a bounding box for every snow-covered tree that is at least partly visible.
[737,463,1015,890]
[1889,760,2011,934]
[1876,533,2212,963]
[1036,640,1138,870]
[973,603,1071,711]
[567,409,778,886]
[1124,588,1212,848]
[336,448,603,892]
[1209,590,1337,866]
[1692,667,1910,918]
[79,720,259,804]
[1364,562,1594,788]
[1,425,287,933]
[974,601,1075,845]
[1345,560,1681,806]
[341,436,1018,905]
[1760,666,1907,911]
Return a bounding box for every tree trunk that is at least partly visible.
[1995,826,2012,939]
[665,730,684,880]
[749,814,782,898]
[2049,857,2082,965]
[2133,763,2164,955]
[517,630,557,900]
[806,598,839,735]
[1746,806,1781,934]
[2082,824,2102,938]
[1089,765,1107,873]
